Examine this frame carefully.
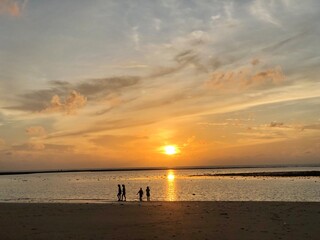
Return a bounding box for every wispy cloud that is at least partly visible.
[0,0,27,16]
[45,118,156,140]
[153,18,162,31]
[223,2,238,26]
[131,26,140,50]
[5,76,140,113]
[148,49,208,78]
[261,32,306,53]
[303,124,320,131]
[198,118,255,128]
[250,0,282,27]
[11,143,73,152]
[91,134,148,148]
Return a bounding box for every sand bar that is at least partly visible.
[1,201,319,240]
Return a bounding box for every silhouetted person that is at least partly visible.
[146,186,151,201]
[117,184,122,201]
[121,184,126,201]
[137,188,144,201]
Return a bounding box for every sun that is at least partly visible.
[163,145,179,155]
[167,173,175,181]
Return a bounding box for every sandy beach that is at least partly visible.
[0,202,319,240]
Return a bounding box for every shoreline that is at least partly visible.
[1,199,320,204]
[190,171,320,177]
[1,164,319,176]
[1,201,319,239]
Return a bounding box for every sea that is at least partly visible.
[0,167,319,203]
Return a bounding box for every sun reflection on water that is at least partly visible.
[166,170,176,201]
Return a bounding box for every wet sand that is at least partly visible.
[0,202,319,240]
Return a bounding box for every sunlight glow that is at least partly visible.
[163,145,179,155]
[167,173,175,181]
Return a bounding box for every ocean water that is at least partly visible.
[0,167,319,202]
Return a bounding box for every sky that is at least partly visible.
[1,0,320,171]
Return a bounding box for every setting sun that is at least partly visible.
[163,145,179,155]
[167,173,175,181]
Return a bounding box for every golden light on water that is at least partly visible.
[163,145,179,155]
[166,170,176,201]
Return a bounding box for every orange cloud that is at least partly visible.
[42,90,87,115]
[27,141,45,150]
[251,58,260,66]
[26,126,46,136]
[205,66,285,91]
[0,0,27,16]
[0,138,5,147]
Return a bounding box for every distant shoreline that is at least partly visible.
[0,165,319,176]
[190,171,320,177]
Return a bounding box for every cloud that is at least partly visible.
[76,76,139,99]
[251,122,302,131]
[261,32,306,53]
[28,142,45,150]
[131,26,140,50]
[198,118,255,128]
[237,131,287,140]
[223,2,238,26]
[41,90,87,115]
[250,0,282,27]
[234,119,320,147]
[25,126,46,136]
[269,121,284,128]
[148,49,208,78]
[11,143,73,152]
[211,14,221,21]
[251,58,260,66]
[0,0,27,16]
[91,134,148,148]
[45,118,156,140]
[153,18,162,31]
[132,88,204,112]
[205,66,285,91]
[198,122,229,127]
[303,124,320,131]
[250,68,284,85]
[5,76,140,112]
[0,138,5,148]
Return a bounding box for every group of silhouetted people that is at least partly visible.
[117,184,126,201]
[137,186,151,201]
[117,185,150,202]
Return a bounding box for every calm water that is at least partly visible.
[0,167,319,202]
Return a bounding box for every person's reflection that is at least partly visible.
[166,170,176,201]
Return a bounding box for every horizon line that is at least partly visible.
[1,163,320,176]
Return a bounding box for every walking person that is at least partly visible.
[146,186,151,201]
[121,184,126,201]
[137,187,144,201]
[117,184,122,201]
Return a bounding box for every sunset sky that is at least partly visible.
[1,0,320,171]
